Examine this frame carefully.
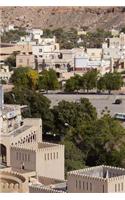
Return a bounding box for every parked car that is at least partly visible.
[114,99,122,104]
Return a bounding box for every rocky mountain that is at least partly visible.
[0,6,125,31]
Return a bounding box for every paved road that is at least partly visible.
[44,94,125,118]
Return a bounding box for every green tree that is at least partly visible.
[97,76,106,92]
[38,69,59,91]
[43,29,53,38]
[85,114,125,166]
[11,67,39,90]
[104,72,123,94]
[64,141,85,172]
[65,74,81,92]
[81,69,99,93]
[52,98,97,137]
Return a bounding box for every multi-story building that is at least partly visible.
[74,54,111,75]
[67,165,125,193]
[0,43,32,63]
[16,53,35,69]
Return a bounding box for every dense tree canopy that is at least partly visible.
[64,141,85,172]
[104,72,123,94]
[11,67,39,90]
[64,71,123,94]
[65,74,81,92]
[52,98,97,136]
[42,28,112,49]
[38,69,60,91]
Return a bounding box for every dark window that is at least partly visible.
[121,183,124,191]
[76,180,77,189]
[90,183,92,192]
[87,182,88,191]
[118,183,120,192]
[83,182,84,190]
[79,180,81,189]
[103,184,105,193]
[115,184,117,192]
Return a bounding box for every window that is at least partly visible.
[79,180,81,189]
[103,184,104,193]
[86,182,88,191]
[44,154,46,160]
[83,182,84,190]
[48,153,49,160]
[121,183,124,191]
[56,152,58,159]
[53,152,55,159]
[39,49,42,53]
[51,153,52,160]
[118,183,120,192]
[76,180,78,189]
[90,183,92,192]
[115,184,117,192]
[16,152,18,160]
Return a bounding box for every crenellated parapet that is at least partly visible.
[0,170,27,193]
[37,142,64,152]
[29,184,65,193]
[68,165,125,182]
[11,142,37,151]
[0,182,20,192]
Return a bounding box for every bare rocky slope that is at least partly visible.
[0,6,125,31]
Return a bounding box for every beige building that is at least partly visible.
[16,53,35,69]
[67,165,125,193]
[0,85,64,183]
[0,43,32,63]
[0,170,28,193]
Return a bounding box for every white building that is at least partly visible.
[0,65,13,83]
[74,55,111,75]
[109,32,125,49]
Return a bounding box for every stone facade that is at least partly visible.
[0,170,28,193]
[67,165,125,193]
[16,53,35,69]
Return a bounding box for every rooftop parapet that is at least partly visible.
[68,165,125,181]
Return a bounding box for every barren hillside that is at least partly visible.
[0,6,125,31]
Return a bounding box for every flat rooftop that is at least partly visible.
[69,165,125,179]
[11,125,32,137]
